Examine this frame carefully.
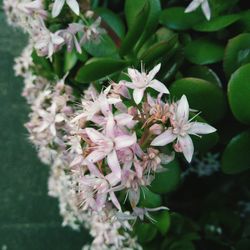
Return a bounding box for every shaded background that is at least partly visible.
[0,10,88,250]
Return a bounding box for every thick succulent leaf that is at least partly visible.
[64,50,78,72]
[120,0,149,56]
[140,34,178,65]
[134,223,157,243]
[139,188,162,208]
[75,58,128,83]
[94,7,125,38]
[151,211,170,235]
[224,33,250,78]
[228,63,250,124]
[193,14,240,32]
[159,7,203,31]
[185,65,222,87]
[222,130,250,174]
[170,78,227,124]
[184,39,224,65]
[83,34,118,57]
[150,160,181,194]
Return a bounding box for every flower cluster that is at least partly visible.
[5,0,217,249]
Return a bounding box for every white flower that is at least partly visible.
[126,63,169,105]
[52,0,80,18]
[151,95,216,163]
[185,0,211,20]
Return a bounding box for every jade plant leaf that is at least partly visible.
[139,188,162,208]
[152,211,171,235]
[184,39,224,65]
[193,14,240,32]
[75,58,128,83]
[185,65,222,87]
[170,78,227,124]
[135,223,157,243]
[223,33,250,78]
[222,130,250,174]
[228,63,250,124]
[159,7,203,31]
[150,160,181,194]
[83,34,118,57]
[94,7,125,38]
[120,0,149,56]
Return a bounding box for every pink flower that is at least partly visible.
[185,0,211,20]
[151,95,216,163]
[52,0,80,18]
[126,64,169,105]
[85,116,137,178]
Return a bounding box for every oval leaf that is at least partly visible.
[75,58,127,83]
[159,7,203,31]
[224,33,250,77]
[228,63,250,124]
[170,78,227,124]
[222,130,250,174]
[193,14,240,32]
[184,39,224,65]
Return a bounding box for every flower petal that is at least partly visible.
[114,133,137,150]
[178,135,194,163]
[85,127,106,143]
[52,0,65,17]
[110,191,122,210]
[184,0,200,13]
[151,130,177,146]
[86,150,106,163]
[147,63,161,81]
[201,0,211,20]
[176,95,189,124]
[133,88,145,105]
[107,150,121,178]
[189,122,216,135]
[149,79,169,94]
[66,0,80,15]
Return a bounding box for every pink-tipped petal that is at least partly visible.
[151,130,177,146]
[149,79,169,94]
[85,127,106,143]
[52,0,65,17]
[178,135,194,163]
[147,63,161,81]
[176,95,189,124]
[189,122,216,135]
[110,191,122,210]
[133,88,145,105]
[202,0,211,20]
[107,150,121,178]
[86,150,106,163]
[114,133,137,150]
[66,0,80,15]
[185,0,200,13]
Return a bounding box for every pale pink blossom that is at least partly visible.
[185,0,211,20]
[52,0,80,18]
[126,64,169,105]
[151,95,216,162]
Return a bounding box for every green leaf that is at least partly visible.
[135,223,157,243]
[151,211,170,235]
[184,39,224,65]
[170,78,227,124]
[185,65,222,87]
[120,0,149,56]
[150,160,181,194]
[135,0,162,50]
[169,241,196,250]
[94,7,125,38]
[222,130,250,174]
[140,34,178,65]
[228,63,250,124]
[139,188,162,208]
[64,50,78,73]
[75,58,128,83]
[159,7,203,31]
[223,33,250,78]
[83,34,118,57]
[193,14,240,32]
